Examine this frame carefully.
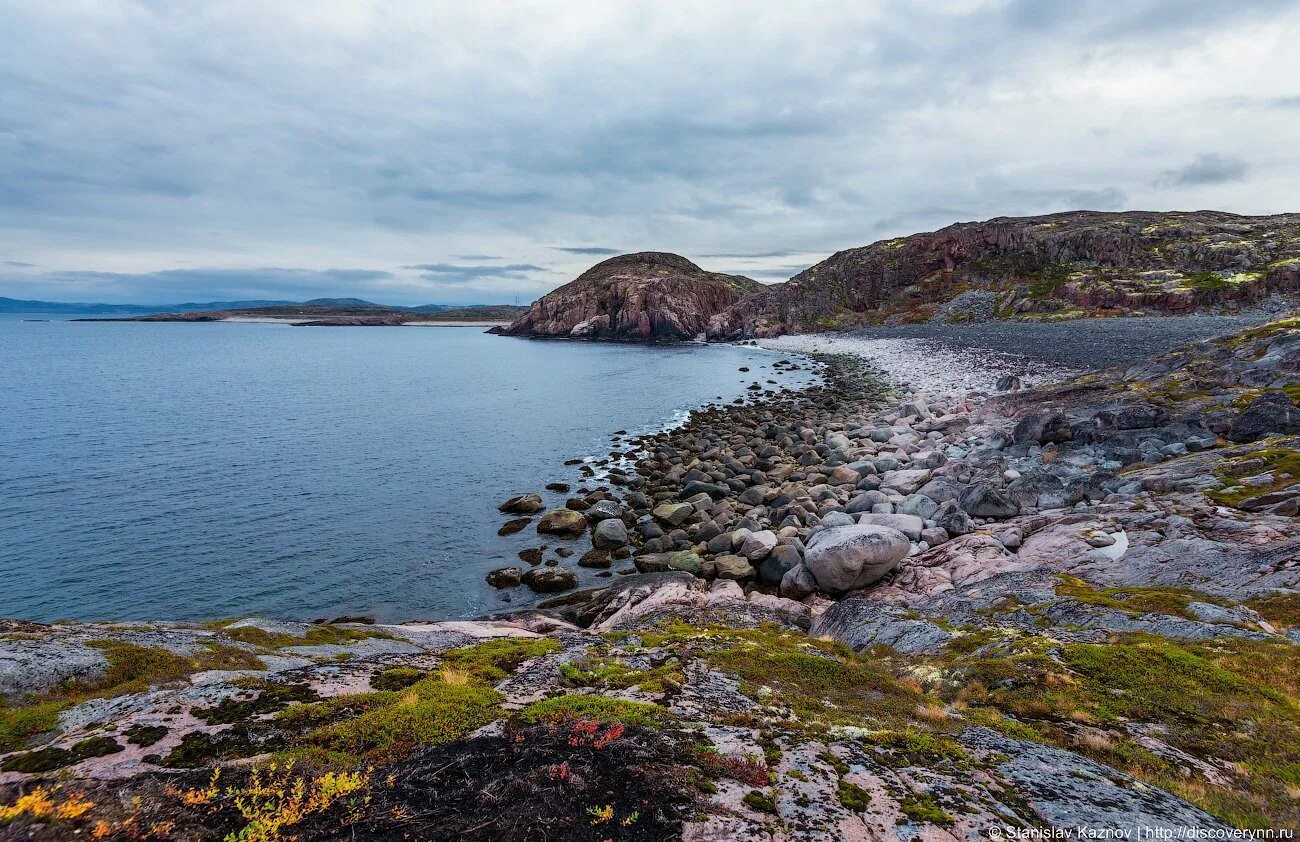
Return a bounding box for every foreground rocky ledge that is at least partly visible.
[2,318,1298,839]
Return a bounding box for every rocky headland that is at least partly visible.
[502,211,1300,344]
[498,252,764,341]
[2,316,1299,839]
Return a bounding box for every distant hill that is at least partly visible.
[0,297,296,314]
[299,297,385,308]
[3,296,514,315]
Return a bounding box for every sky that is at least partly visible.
[2,0,1298,306]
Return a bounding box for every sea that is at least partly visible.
[0,314,814,623]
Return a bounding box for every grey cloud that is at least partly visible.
[1062,188,1128,210]
[1159,154,1249,187]
[404,263,548,285]
[0,1,1295,302]
[4,261,35,268]
[700,250,803,259]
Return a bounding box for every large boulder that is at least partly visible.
[499,493,545,514]
[521,567,578,593]
[803,524,910,594]
[1228,391,1300,442]
[537,509,588,536]
[959,484,1021,519]
[1013,409,1073,444]
[592,518,629,549]
[652,502,696,526]
[634,551,703,575]
[739,529,778,560]
[855,513,924,541]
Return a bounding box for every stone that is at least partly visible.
[959,483,1020,519]
[934,501,974,536]
[821,511,856,527]
[592,518,629,549]
[1228,391,1300,442]
[485,567,523,588]
[583,500,623,522]
[1013,409,1073,444]
[896,493,938,519]
[779,563,817,600]
[537,509,588,536]
[521,566,577,593]
[499,493,545,514]
[713,554,756,580]
[652,502,696,526]
[855,512,924,541]
[740,529,778,560]
[497,517,531,536]
[812,600,953,654]
[879,468,931,495]
[803,524,910,593]
[759,545,802,586]
[829,465,861,485]
[634,551,703,575]
[578,549,612,568]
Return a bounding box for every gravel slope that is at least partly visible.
[844,314,1273,369]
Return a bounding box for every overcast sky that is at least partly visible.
[2,0,1298,305]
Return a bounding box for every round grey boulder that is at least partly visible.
[592,518,629,549]
[803,524,910,594]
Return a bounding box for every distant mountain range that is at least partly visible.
[0,296,490,315]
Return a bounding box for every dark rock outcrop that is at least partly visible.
[500,252,763,341]
[707,210,1300,337]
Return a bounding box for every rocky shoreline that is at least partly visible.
[2,317,1298,838]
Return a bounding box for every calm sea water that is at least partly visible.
[0,315,813,623]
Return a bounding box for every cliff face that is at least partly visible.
[708,210,1300,338]
[500,252,764,341]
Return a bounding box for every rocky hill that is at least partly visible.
[500,252,763,341]
[708,210,1300,338]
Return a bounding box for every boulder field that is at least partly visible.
[2,317,1299,838]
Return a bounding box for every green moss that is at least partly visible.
[900,792,953,826]
[1245,592,1300,631]
[437,637,561,684]
[868,729,970,768]
[0,700,68,753]
[742,789,778,814]
[837,780,872,812]
[1054,575,1220,620]
[219,623,391,650]
[949,632,1300,828]
[0,735,122,773]
[122,724,167,747]
[1206,446,1300,506]
[692,624,920,726]
[518,694,664,727]
[558,653,682,693]
[1026,264,1073,299]
[0,640,264,756]
[198,682,318,725]
[370,666,425,691]
[300,678,501,763]
[1184,271,1229,292]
